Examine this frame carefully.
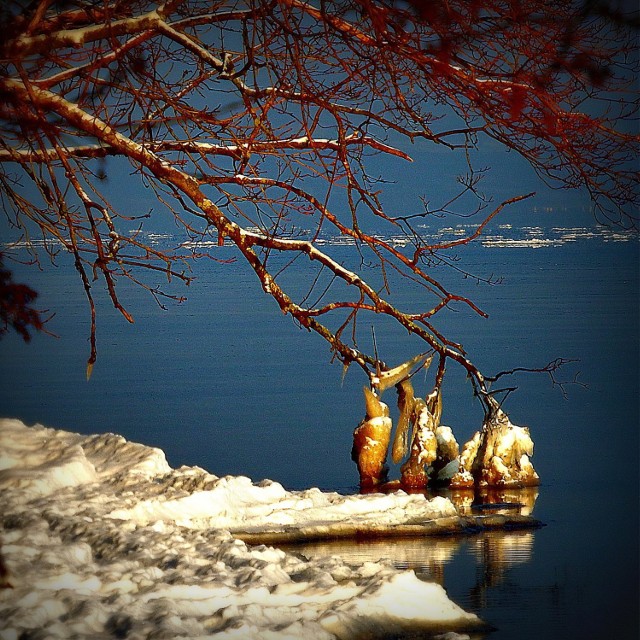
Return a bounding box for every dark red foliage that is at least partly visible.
[0,256,44,342]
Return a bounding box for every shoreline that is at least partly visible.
[235,513,543,546]
[0,418,539,639]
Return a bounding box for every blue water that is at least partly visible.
[1,232,638,638]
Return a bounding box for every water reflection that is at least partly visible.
[280,535,461,585]
[465,530,536,610]
[278,488,539,618]
[446,486,539,516]
[362,485,540,517]
[279,528,536,588]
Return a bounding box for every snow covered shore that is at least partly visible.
[0,419,490,639]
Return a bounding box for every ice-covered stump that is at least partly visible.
[400,403,437,489]
[353,353,464,490]
[399,388,460,489]
[351,387,392,487]
[352,355,433,488]
[450,405,540,489]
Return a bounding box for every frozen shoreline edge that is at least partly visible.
[235,512,543,545]
[0,418,532,639]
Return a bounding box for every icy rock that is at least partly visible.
[435,426,460,465]
[431,426,460,481]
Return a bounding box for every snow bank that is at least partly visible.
[0,419,485,639]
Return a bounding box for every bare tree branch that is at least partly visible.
[1,0,637,397]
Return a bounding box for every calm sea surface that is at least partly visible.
[1,228,638,639]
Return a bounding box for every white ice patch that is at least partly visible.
[0,419,482,639]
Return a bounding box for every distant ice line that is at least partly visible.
[176,224,635,251]
[2,224,635,254]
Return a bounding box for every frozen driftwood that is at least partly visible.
[353,355,539,491]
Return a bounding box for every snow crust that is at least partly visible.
[0,419,482,639]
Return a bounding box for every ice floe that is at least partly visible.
[0,418,489,639]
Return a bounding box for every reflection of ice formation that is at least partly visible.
[466,530,537,609]
[283,521,539,606]
[449,487,539,516]
[469,531,535,569]
[280,537,461,587]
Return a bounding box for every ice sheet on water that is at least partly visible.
[0,418,483,639]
